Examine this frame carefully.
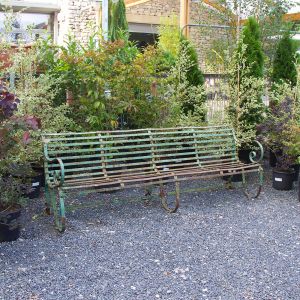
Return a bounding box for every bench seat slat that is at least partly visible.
[61,161,254,184]
[62,163,260,190]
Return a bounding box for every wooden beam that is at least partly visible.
[180,0,189,36]
[125,0,152,7]
[127,13,162,25]
[283,12,300,22]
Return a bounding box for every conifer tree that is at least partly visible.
[110,0,128,42]
[272,32,297,87]
[240,16,264,79]
[180,37,205,87]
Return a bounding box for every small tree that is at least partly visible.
[180,37,205,87]
[228,18,265,148]
[272,32,297,87]
[110,0,128,42]
[240,16,264,79]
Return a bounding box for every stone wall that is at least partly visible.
[189,2,231,73]
[57,0,98,45]
[127,0,231,73]
[126,0,179,16]
[57,0,230,73]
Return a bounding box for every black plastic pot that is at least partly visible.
[0,207,21,243]
[26,174,43,199]
[238,149,251,164]
[31,165,45,187]
[292,164,300,182]
[272,168,295,191]
[299,180,300,202]
[10,164,42,199]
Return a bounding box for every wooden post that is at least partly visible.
[180,0,189,37]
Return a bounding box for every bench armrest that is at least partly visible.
[45,157,65,187]
[249,140,264,163]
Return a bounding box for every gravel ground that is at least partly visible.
[1,167,300,300]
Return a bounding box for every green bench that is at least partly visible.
[42,126,264,232]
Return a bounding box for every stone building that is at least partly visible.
[1,0,299,73]
[56,0,232,73]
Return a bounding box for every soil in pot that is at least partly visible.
[272,168,295,191]
[0,206,22,243]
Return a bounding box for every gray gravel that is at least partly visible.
[1,167,300,300]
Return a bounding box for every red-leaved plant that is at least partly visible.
[0,83,40,211]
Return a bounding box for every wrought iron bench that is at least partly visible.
[42,126,264,232]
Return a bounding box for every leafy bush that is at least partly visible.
[258,83,300,169]
[7,46,77,165]
[0,83,39,210]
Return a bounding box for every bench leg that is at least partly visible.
[143,186,154,206]
[50,187,66,233]
[242,168,263,199]
[159,180,180,213]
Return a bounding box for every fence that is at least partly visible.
[204,73,270,122]
[204,73,228,122]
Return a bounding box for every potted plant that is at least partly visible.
[0,83,39,241]
[227,21,266,166]
[259,95,299,190]
[284,125,300,182]
[0,175,27,242]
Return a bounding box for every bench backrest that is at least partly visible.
[43,126,238,185]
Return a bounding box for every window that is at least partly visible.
[0,12,53,44]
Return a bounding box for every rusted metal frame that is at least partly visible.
[98,133,108,179]
[46,129,232,147]
[42,126,233,137]
[48,165,257,188]
[248,140,264,163]
[242,166,263,199]
[63,164,260,187]
[48,186,66,232]
[148,130,160,174]
[46,133,234,148]
[47,153,237,176]
[48,146,235,169]
[63,164,261,190]
[46,138,235,156]
[48,144,235,169]
[43,127,258,232]
[46,131,234,146]
[48,158,242,182]
[159,174,180,213]
[62,167,261,192]
[62,161,257,185]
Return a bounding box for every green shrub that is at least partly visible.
[272,32,297,87]
[240,16,264,79]
[110,0,128,42]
